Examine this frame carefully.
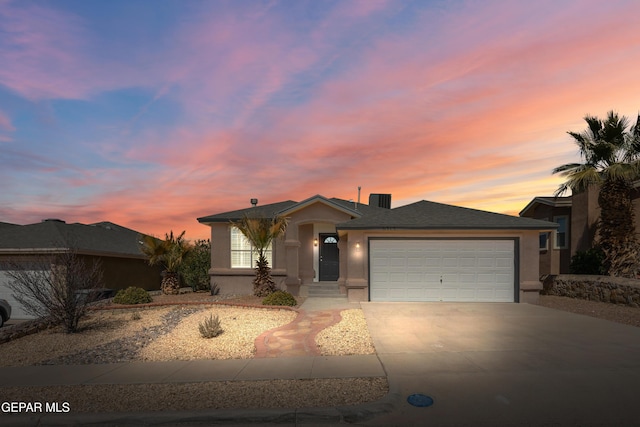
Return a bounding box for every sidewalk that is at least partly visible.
[0,355,385,387]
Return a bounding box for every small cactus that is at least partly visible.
[199,314,223,338]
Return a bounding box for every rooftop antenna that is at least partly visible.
[250,198,258,207]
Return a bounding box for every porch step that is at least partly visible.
[307,283,345,298]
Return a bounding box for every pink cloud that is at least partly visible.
[0,110,15,132]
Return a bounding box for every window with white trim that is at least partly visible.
[230,226,273,268]
[539,232,549,251]
[553,216,568,249]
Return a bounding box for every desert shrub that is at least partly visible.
[262,290,297,306]
[131,311,141,321]
[210,282,220,296]
[199,314,223,338]
[569,247,606,275]
[1,249,104,333]
[180,239,211,292]
[113,287,152,305]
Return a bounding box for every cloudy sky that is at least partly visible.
[1,0,639,240]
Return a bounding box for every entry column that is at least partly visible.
[284,225,301,294]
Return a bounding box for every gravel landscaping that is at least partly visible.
[0,292,388,413]
[537,294,640,327]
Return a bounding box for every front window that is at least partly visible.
[539,232,549,251]
[553,216,568,249]
[230,227,272,268]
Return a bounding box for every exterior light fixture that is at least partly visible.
[355,242,360,249]
[314,238,318,247]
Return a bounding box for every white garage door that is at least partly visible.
[370,239,515,302]
[0,271,37,319]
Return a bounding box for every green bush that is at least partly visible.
[180,239,211,292]
[569,247,606,275]
[199,314,223,338]
[113,287,153,305]
[262,290,297,306]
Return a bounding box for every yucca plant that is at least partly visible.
[199,314,223,338]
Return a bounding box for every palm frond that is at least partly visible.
[553,165,601,195]
[552,163,586,175]
[139,234,169,266]
[605,162,640,182]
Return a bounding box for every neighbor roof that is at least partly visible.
[0,220,149,257]
[519,196,572,217]
[337,200,558,230]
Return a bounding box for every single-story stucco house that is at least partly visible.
[198,193,557,303]
[0,219,162,319]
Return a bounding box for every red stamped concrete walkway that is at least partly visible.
[254,309,343,358]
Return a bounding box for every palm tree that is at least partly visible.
[231,215,288,297]
[553,111,640,277]
[140,230,192,295]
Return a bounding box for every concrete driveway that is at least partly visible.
[361,302,640,426]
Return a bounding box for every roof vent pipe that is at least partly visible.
[356,186,361,210]
[250,198,258,207]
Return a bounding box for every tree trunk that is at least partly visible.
[253,255,276,297]
[598,179,639,277]
[161,271,181,295]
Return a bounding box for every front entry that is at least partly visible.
[319,233,339,281]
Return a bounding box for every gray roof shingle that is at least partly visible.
[197,200,298,223]
[336,200,558,230]
[0,220,148,257]
[198,197,557,231]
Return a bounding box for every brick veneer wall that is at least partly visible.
[542,274,640,307]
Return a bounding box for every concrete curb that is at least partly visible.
[1,396,399,426]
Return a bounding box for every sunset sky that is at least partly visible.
[1,0,640,240]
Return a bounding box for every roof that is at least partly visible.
[197,200,298,223]
[199,196,557,231]
[0,220,149,258]
[278,195,362,218]
[519,196,572,217]
[337,200,557,230]
[197,195,391,224]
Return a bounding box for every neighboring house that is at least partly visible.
[198,194,557,303]
[520,184,640,275]
[0,219,162,319]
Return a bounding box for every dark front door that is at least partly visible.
[319,233,339,281]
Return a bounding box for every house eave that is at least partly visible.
[336,225,559,231]
[277,195,362,218]
[519,196,572,217]
[0,248,146,259]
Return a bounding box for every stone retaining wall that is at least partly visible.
[542,274,640,307]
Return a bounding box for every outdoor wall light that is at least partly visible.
[314,238,318,247]
[355,242,361,249]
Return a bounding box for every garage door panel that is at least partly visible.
[496,258,513,268]
[370,239,515,302]
[407,272,423,282]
